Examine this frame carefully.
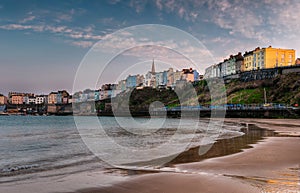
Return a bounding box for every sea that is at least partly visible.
[0,116,244,184]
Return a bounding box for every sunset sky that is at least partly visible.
[0,0,299,94]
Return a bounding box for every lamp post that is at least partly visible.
[264,88,267,104]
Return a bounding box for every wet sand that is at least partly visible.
[76,119,300,193]
[177,137,300,192]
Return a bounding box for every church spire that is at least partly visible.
[151,59,155,75]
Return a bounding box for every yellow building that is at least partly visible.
[263,46,295,68]
[243,51,254,71]
[243,46,295,71]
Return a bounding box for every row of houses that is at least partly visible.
[1,88,125,106]
[72,86,122,103]
[0,91,71,105]
[117,60,200,90]
[205,46,298,78]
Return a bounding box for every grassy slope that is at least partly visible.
[224,73,300,105]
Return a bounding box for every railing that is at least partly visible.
[152,103,295,112]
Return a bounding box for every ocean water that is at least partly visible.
[0,116,243,183]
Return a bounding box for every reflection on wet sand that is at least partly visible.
[168,124,275,165]
[225,168,299,193]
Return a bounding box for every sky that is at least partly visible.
[0,0,300,95]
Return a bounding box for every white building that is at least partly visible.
[155,72,164,87]
[220,60,229,77]
[35,95,47,104]
[28,97,36,104]
[144,71,156,87]
[226,55,236,75]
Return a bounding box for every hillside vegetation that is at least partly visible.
[224,73,300,105]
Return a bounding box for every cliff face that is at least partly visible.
[127,87,179,111]
[224,73,300,105]
[269,73,300,104]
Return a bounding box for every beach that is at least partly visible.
[0,118,299,193]
[75,119,300,193]
[76,137,299,193]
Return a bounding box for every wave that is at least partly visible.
[2,164,39,173]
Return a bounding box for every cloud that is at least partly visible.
[45,25,68,33]
[19,15,36,23]
[90,27,215,73]
[0,22,103,39]
[69,40,94,48]
[266,1,300,37]
[0,24,44,32]
[53,8,85,23]
[83,25,94,33]
[2,0,299,55]
[107,0,122,4]
[0,7,91,42]
[155,0,163,10]
[153,0,205,21]
[164,0,176,11]
[55,13,73,22]
[129,0,147,13]
[99,17,114,25]
[149,0,269,42]
[178,7,185,18]
[206,0,269,41]
[148,0,299,52]
[23,8,86,24]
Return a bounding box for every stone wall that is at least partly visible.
[214,65,300,82]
